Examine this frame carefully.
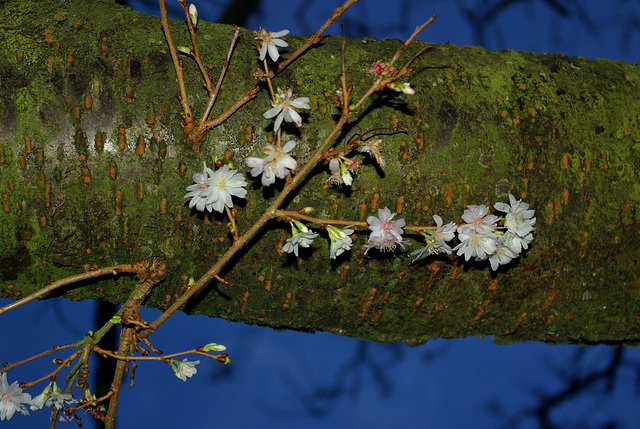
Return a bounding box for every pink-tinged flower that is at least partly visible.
[367,207,405,240]
[357,138,385,168]
[263,88,310,131]
[453,225,498,261]
[364,207,408,254]
[245,140,298,187]
[184,161,215,212]
[327,157,355,186]
[409,215,457,262]
[368,61,396,78]
[461,204,500,233]
[255,28,289,62]
[0,373,31,421]
[363,233,409,254]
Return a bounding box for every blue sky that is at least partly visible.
[2,0,639,427]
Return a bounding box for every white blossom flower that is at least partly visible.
[502,230,534,254]
[489,239,518,271]
[327,225,354,259]
[173,358,200,382]
[401,82,415,94]
[47,383,76,410]
[328,157,354,186]
[460,204,500,233]
[367,207,405,241]
[207,164,248,213]
[263,88,310,131]
[0,373,31,420]
[409,215,457,262]
[281,221,318,257]
[357,138,385,168]
[245,141,297,187]
[363,233,410,254]
[364,207,409,254]
[184,161,215,212]
[453,224,499,261]
[495,193,536,237]
[185,163,247,213]
[255,28,289,62]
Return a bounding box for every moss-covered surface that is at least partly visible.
[1,0,639,345]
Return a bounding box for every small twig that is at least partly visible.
[20,349,83,389]
[0,263,138,315]
[1,343,77,373]
[92,345,223,362]
[158,0,193,125]
[200,27,240,124]
[178,0,213,94]
[274,210,436,232]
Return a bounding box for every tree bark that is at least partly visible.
[1,0,639,345]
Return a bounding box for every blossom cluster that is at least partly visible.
[0,374,77,422]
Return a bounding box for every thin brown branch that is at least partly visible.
[179,0,213,94]
[158,0,193,124]
[0,263,138,315]
[20,349,83,389]
[1,343,77,373]
[200,27,240,124]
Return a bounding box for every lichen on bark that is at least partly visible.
[1,0,639,345]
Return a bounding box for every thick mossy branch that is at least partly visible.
[0,0,639,345]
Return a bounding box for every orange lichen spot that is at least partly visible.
[541,285,557,311]
[20,156,25,170]
[359,203,367,220]
[135,136,145,154]
[174,206,183,222]
[25,136,32,154]
[444,183,454,206]
[137,181,143,200]
[94,132,104,152]
[2,194,9,212]
[22,184,28,198]
[396,196,404,214]
[37,149,43,165]
[339,265,350,282]
[77,154,86,161]
[561,153,569,169]
[245,125,252,143]
[500,109,507,117]
[333,288,343,303]
[82,171,91,184]
[370,193,380,212]
[145,111,156,126]
[160,197,166,214]
[125,86,133,104]
[561,189,569,206]
[66,51,73,67]
[519,83,525,90]
[47,58,53,74]
[512,114,520,125]
[224,150,232,160]
[258,275,265,282]
[487,279,498,291]
[324,88,332,97]
[320,106,327,114]
[626,127,631,135]
[391,114,398,130]
[281,292,292,310]
[0,147,4,164]
[45,33,54,43]
[578,172,584,188]
[84,94,92,110]
[218,237,224,243]
[39,216,47,227]
[450,84,456,93]
[44,183,51,207]
[356,288,377,323]
[108,162,117,180]
[446,71,453,82]
[86,248,92,255]
[526,154,534,170]
[73,106,80,122]
[118,127,126,150]
[310,95,317,111]
[545,200,556,224]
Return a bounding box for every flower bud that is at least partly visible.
[189,4,198,26]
